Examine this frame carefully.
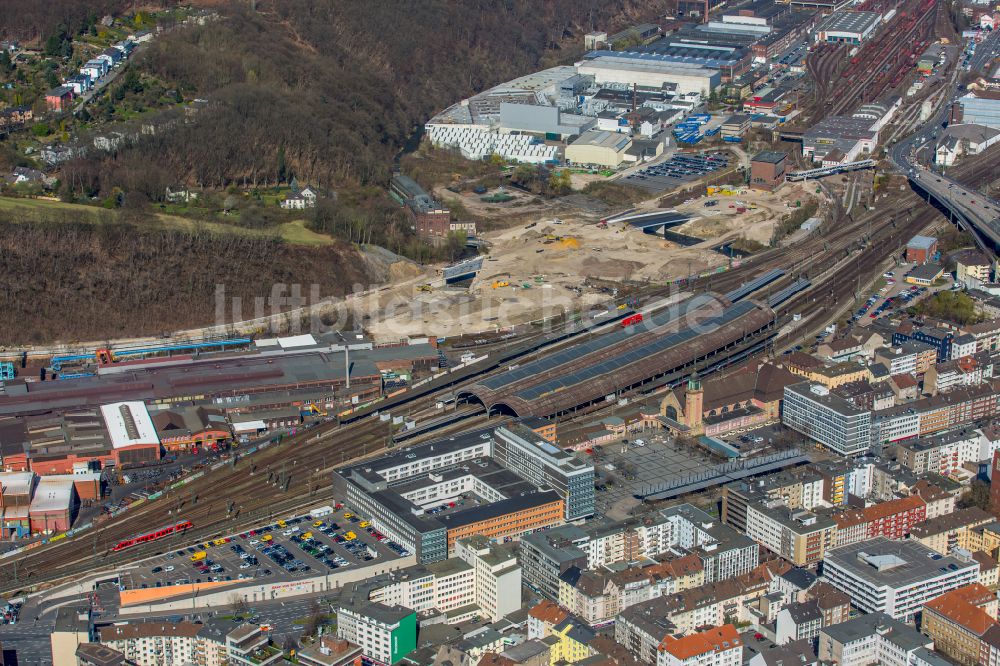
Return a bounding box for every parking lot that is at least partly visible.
[847,270,937,330]
[123,508,408,592]
[623,151,731,192]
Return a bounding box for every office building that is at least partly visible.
[334,426,570,563]
[782,382,872,456]
[491,425,594,521]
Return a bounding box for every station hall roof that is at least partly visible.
[461,296,774,417]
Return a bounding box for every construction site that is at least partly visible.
[363,180,822,342]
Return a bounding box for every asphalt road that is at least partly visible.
[888,30,1000,244]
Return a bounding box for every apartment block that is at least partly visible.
[897,429,981,476]
[744,502,836,566]
[818,612,935,666]
[336,601,416,666]
[910,507,995,555]
[658,624,742,666]
[922,584,999,666]
[821,538,980,620]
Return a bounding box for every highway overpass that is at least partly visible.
[908,169,1000,255]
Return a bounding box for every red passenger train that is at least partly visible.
[112,520,192,552]
[621,313,644,327]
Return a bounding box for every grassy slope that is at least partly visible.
[0,197,334,246]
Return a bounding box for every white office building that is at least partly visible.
[783,382,872,455]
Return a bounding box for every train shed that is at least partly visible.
[459,296,776,418]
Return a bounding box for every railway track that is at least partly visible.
[0,174,953,595]
[0,406,495,593]
[828,0,937,116]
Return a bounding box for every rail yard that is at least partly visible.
[5,1,1000,663]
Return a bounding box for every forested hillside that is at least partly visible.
[70,0,670,191]
[0,1,146,42]
[0,214,371,343]
[2,0,670,342]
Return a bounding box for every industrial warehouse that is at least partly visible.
[0,335,444,509]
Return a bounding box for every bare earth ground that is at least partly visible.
[362,183,820,341]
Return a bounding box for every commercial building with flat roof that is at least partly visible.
[958,90,1000,130]
[818,612,934,666]
[802,115,877,164]
[491,424,594,521]
[29,474,76,533]
[565,129,633,168]
[334,423,586,563]
[336,601,416,665]
[783,382,872,456]
[576,54,721,96]
[822,537,980,620]
[812,10,881,44]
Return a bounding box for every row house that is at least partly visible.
[910,507,995,555]
[923,583,999,666]
[559,553,710,626]
[831,495,926,548]
[897,428,981,477]
[962,319,1000,354]
[873,383,1000,445]
[925,352,994,396]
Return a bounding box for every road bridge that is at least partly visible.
[617,210,692,236]
[908,169,1000,254]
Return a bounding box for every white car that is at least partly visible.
[633,439,646,447]
[163,565,175,573]
[240,563,252,569]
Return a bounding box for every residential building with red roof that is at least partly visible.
[659,624,742,666]
[923,583,999,666]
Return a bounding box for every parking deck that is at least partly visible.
[121,507,407,593]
